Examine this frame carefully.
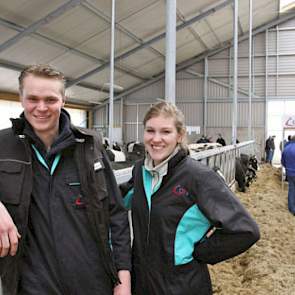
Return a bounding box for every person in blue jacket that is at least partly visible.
[281,135,295,215]
[120,101,260,295]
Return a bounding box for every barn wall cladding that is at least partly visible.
[116,17,295,159]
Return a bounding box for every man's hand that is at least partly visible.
[0,202,21,257]
[113,270,131,295]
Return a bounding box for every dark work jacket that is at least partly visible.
[121,149,260,295]
[0,114,131,294]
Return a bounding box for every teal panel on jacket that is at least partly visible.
[142,167,162,211]
[142,167,153,210]
[123,188,134,210]
[174,204,211,265]
[31,144,61,175]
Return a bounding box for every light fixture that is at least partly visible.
[103,82,124,92]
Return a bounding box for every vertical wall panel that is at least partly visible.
[254,33,265,55]
[254,77,265,96]
[113,102,121,126]
[176,79,203,100]
[177,102,203,126]
[208,81,229,98]
[208,59,229,76]
[127,80,164,100]
[238,39,250,57]
[268,31,277,55]
[279,56,295,73]
[124,104,137,121]
[268,56,276,73]
[267,76,276,96]
[94,106,107,127]
[279,30,295,53]
[252,102,265,127]
[238,58,249,75]
[278,76,295,96]
[207,103,232,127]
[254,57,266,74]
[124,125,137,143]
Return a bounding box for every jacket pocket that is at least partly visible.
[0,161,24,204]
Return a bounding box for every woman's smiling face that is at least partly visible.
[144,114,182,166]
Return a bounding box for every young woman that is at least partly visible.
[121,101,260,295]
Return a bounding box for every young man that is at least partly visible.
[0,64,131,294]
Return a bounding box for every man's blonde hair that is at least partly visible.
[19,64,66,96]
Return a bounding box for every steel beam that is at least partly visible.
[165,0,176,103]
[0,17,146,81]
[248,0,253,140]
[232,0,238,145]
[108,0,115,145]
[67,0,233,87]
[176,10,209,50]
[203,57,208,136]
[82,1,165,60]
[265,29,269,144]
[231,3,244,35]
[185,69,259,98]
[95,9,295,107]
[0,0,84,53]
[0,59,113,94]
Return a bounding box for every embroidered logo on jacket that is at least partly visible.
[172,185,188,197]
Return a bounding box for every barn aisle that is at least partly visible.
[209,164,295,295]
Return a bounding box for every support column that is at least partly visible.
[165,0,176,104]
[265,29,269,141]
[248,0,252,140]
[203,57,208,136]
[108,0,115,145]
[232,0,238,145]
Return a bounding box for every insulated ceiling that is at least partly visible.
[0,0,290,106]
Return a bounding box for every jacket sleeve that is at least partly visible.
[192,164,260,265]
[101,149,132,271]
[119,168,135,210]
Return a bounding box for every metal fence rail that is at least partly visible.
[114,140,256,187]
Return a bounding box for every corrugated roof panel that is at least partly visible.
[118,48,162,70]
[125,57,165,77]
[205,6,233,43]
[66,85,107,103]
[87,0,159,22]
[0,37,65,65]
[191,20,219,49]
[0,0,68,26]
[177,0,221,18]
[152,25,200,55]
[176,41,206,64]
[49,53,100,78]
[76,28,137,60]
[38,6,109,48]
[119,1,165,41]
[0,27,19,44]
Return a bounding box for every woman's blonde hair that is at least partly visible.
[143,101,188,151]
